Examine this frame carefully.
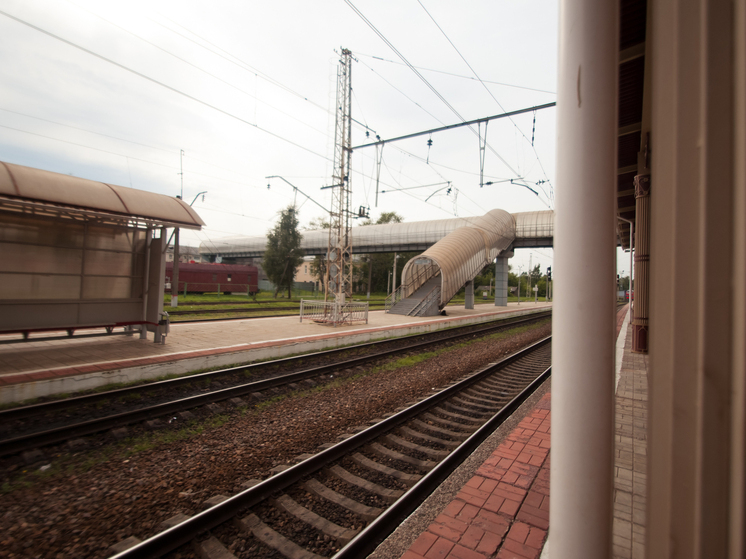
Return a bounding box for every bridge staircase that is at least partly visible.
[386,275,441,317]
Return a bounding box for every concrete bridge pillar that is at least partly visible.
[465,281,474,309]
[494,253,512,306]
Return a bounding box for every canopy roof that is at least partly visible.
[0,161,205,229]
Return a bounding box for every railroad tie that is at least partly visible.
[410,418,470,440]
[271,494,360,545]
[304,478,382,522]
[430,406,485,425]
[367,442,437,470]
[397,425,461,448]
[450,395,498,412]
[234,513,323,559]
[383,434,449,460]
[193,536,237,559]
[325,464,404,504]
[351,453,422,487]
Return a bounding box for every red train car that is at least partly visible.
[165,263,258,295]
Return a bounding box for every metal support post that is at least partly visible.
[171,227,179,308]
[494,255,510,307]
[392,252,398,295]
[465,281,474,309]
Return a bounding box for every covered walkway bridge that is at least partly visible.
[199,210,553,313]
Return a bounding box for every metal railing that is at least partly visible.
[300,299,369,326]
[409,286,441,316]
[385,263,439,312]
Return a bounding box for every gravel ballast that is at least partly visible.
[0,320,550,559]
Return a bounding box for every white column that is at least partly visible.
[550,0,618,556]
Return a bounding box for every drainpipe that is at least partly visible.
[550,0,618,556]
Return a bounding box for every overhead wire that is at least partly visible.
[0,121,267,191]
[65,0,330,139]
[355,52,557,95]
[151,13,373,135]
[0,8,333,163]
[416,0,554,202]
[343,0,520,178]
[356,58,448,126]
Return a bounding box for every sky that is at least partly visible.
[0,0,634,280]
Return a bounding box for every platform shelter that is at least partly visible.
[0,161,204,343]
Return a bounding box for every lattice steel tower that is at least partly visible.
[326,48,353,303]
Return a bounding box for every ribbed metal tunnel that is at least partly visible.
[399,209,516,308]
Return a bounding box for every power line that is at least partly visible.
[65,1,330,139]
[151,13,374,135]
[356,52,556,95]
[344,0,521,177]
[0,121,269,191]
[416,1,555,201]
[0,8,333,163]
[356,58,448,127]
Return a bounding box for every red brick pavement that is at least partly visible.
[401,393,552,559]
[399,304,626,559]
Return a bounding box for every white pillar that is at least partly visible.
[550,0,618,556]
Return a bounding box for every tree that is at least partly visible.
[264,206,304,298]
[359,212,412,293]
[304,217,330,294]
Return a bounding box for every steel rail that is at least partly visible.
[0,312,551,456]
[110,336,551,559]
[0,310,551,422]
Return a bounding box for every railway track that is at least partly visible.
[111,337,552,559]
[0,311,551,459]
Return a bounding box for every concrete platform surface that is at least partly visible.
[0,302,551,404]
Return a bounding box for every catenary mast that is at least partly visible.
[326,48,354,303]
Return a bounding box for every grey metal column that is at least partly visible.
[494,254,511,307]
[465,281,474,309]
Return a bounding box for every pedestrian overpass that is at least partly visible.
[199,209,553,313]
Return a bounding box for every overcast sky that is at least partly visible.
[0,0,625,279]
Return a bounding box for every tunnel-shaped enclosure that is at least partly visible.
[399,209,516,309]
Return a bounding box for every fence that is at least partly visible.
[300,299,369,326]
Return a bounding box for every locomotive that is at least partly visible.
[165,262,259,295]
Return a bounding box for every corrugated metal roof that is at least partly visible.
[0,161,205,229]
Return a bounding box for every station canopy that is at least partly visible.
[0,161,205,229]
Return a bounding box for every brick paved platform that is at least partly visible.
[391,303,641,559]
[401,394,552,559]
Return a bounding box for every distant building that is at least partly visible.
[165,245,201,263]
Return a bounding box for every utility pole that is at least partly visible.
[528,253,532,301]
[325,48,354,307]
[171,149,184,308]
